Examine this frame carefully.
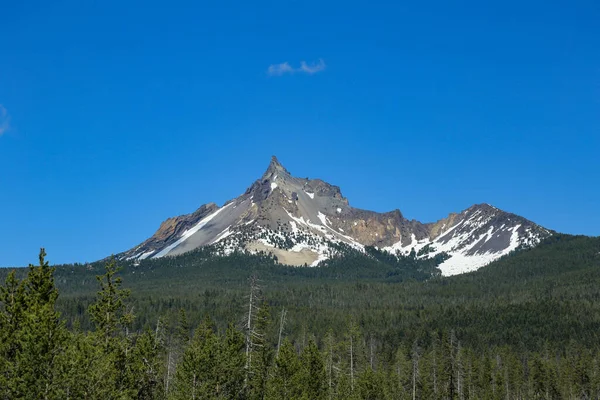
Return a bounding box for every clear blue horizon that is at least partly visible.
[1,0,599,267]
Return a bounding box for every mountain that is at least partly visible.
[120,156,552,275]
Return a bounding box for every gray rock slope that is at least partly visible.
[121,156,552,275]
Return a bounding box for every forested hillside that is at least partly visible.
[1,234,600,399]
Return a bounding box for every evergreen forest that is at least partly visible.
[1,233,600,399]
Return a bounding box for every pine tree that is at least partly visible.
[334,371,354,400]
[88,257,133,352]
[530,354,547,400]
[171,316,221,399]
[388,345,411,399]
[55,330,115,399]
[175,308,190,348]
[478,352,495,399]
[166,309,190,396]
[127,326,166,399]
[86,257,136,398]
[300,339,327,400]
[217,323,246,399]
[355,366,385,400]
[266,339,301,400]
[345,318,364,393]
[0,270,26,399]
[323,329,337,400]
[16,248,68,399]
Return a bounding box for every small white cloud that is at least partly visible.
[299,59,326,75]
[0,105,10,136]
[267,59,326,76]
[267,62,295,76]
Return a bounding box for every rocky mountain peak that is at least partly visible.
[120,157,552,276]
[262,155,290,181]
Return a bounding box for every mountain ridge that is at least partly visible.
[120,156,552,275]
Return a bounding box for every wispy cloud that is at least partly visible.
[267,59,326,76]
[299,59,326,75]
[0,105,10,136]
[267,62,295,76]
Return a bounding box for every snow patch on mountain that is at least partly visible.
[211,227,234,244]
[153,202,233,258]
[138,250,155,260]
[437,224,523,275]
[289,220,298,234]
[317,212,328,226]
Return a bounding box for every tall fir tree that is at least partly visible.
[171,316,221,399]
[217,323,246,399]
[266,339,301,400]
[0,270,26,399]
[16,248,68,399]
[300,339,327,400]
[88,257,133,352]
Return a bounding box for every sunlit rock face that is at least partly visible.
[120,156,551,275]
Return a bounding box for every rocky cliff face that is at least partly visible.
[120,156,552,275]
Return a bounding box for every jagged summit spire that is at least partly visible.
[270,155,281,167]
[262,155,290,180]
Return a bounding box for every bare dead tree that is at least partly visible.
[325,330,335,400]
[432,336,438,397]
[456,338,464,400]
[350,333,355,391]
[165,349,173,395]
[412,340,420,400]
[276,307,287,359]
[369,334,375,370]
[244,274,262,385]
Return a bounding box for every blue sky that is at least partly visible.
[1,0,598,266]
